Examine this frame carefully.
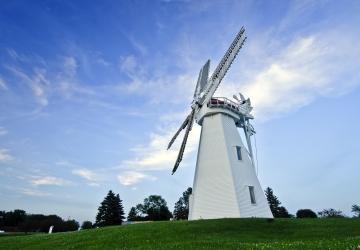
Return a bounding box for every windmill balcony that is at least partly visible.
[209,97,251,116]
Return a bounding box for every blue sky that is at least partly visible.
[0,0,359,223]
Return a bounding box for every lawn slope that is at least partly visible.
[1,218,360,249]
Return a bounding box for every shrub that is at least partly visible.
[296,209,317,218]
[81,221,93,230]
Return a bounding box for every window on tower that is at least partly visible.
[236,146,242,160]
[249,186,256,204]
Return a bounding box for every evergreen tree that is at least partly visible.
[351,204,360,217]
[127,206,147,221]
[264,187,292,218]
[127,207,138,221]
[95,190,125,227]
[173,187,192,220]
[277,206,292,218]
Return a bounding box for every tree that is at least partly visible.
[62,219,79,231]
[1,209,26,228]
[127,207,137,221]
[351,204,360,217]
[318,208,345,218]
[131,195,172,221]
[127,205,148,221]
[296,209,317,218]
[95,190,125,227]
[173,187,192,220]
[142,195,172,221]
[264,187,292,218]
[81,221,93,230]
[278,206,292,218]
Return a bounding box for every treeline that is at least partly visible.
[265,187,360,218]
[0,210,79,233]
[92,187,360,230]
[86,189,191,229]
[3,187,359,232]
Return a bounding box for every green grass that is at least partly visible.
[1,218,360,249]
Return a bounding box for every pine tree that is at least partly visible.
[127,207,138,221]
[95,190,125,227]
[264,187,292,218]
[352,204,360,217]
[173,187,192,220]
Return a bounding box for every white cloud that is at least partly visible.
[72,168,99,182]
[5,53,85,107]
[30,82,48,106]
[96,57,110,67]
[128,36,148,56]
[31,176,68,186]
[0,149,13,162]
[6,65,49,107]
[216,32,360,121]
[63,56,78,77]
[0,76,8,90]
[0,127,8,136]
[122,116,201,171]
[120,27,360,174]
[87,182,100,187]
[20,188,51,197]
[117,171,156,186]
[119,55,138,75]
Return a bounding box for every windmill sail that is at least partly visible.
[193,60,210,98]
[168,27,247,175]
[167,115,190,150]
[200,27,247,106]
[171,109,195,174]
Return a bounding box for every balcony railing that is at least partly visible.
[208,97,251,115]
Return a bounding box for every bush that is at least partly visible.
[296,209,317,218]
[318,208,345,218]
[81,221,93,230]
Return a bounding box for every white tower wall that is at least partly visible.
[189,112,273,220]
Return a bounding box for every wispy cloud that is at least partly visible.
[128,36,148,56]
[120,24,360,176]
[72,168,100,186]
[0,127,8,136]
[5,65,49,107]
[63,56,78,77]
[30,176,69,186]
[117,171,156,186]
[119,55,138,76]
[0,148,13,162]
[4,51,95,108]
[0,76,8,90]
[20,188,51,197]
[122,115,200,171]
[216,31,360,121]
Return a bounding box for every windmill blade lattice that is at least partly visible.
[167,115,190,150]
[168,27,247,175]
[171,109,195,174]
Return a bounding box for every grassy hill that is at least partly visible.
[1,218,360,249]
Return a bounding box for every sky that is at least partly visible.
[0,0,359,223]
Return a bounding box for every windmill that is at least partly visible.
[168,27,273,219]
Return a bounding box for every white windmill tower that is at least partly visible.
[168,27,273,220]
